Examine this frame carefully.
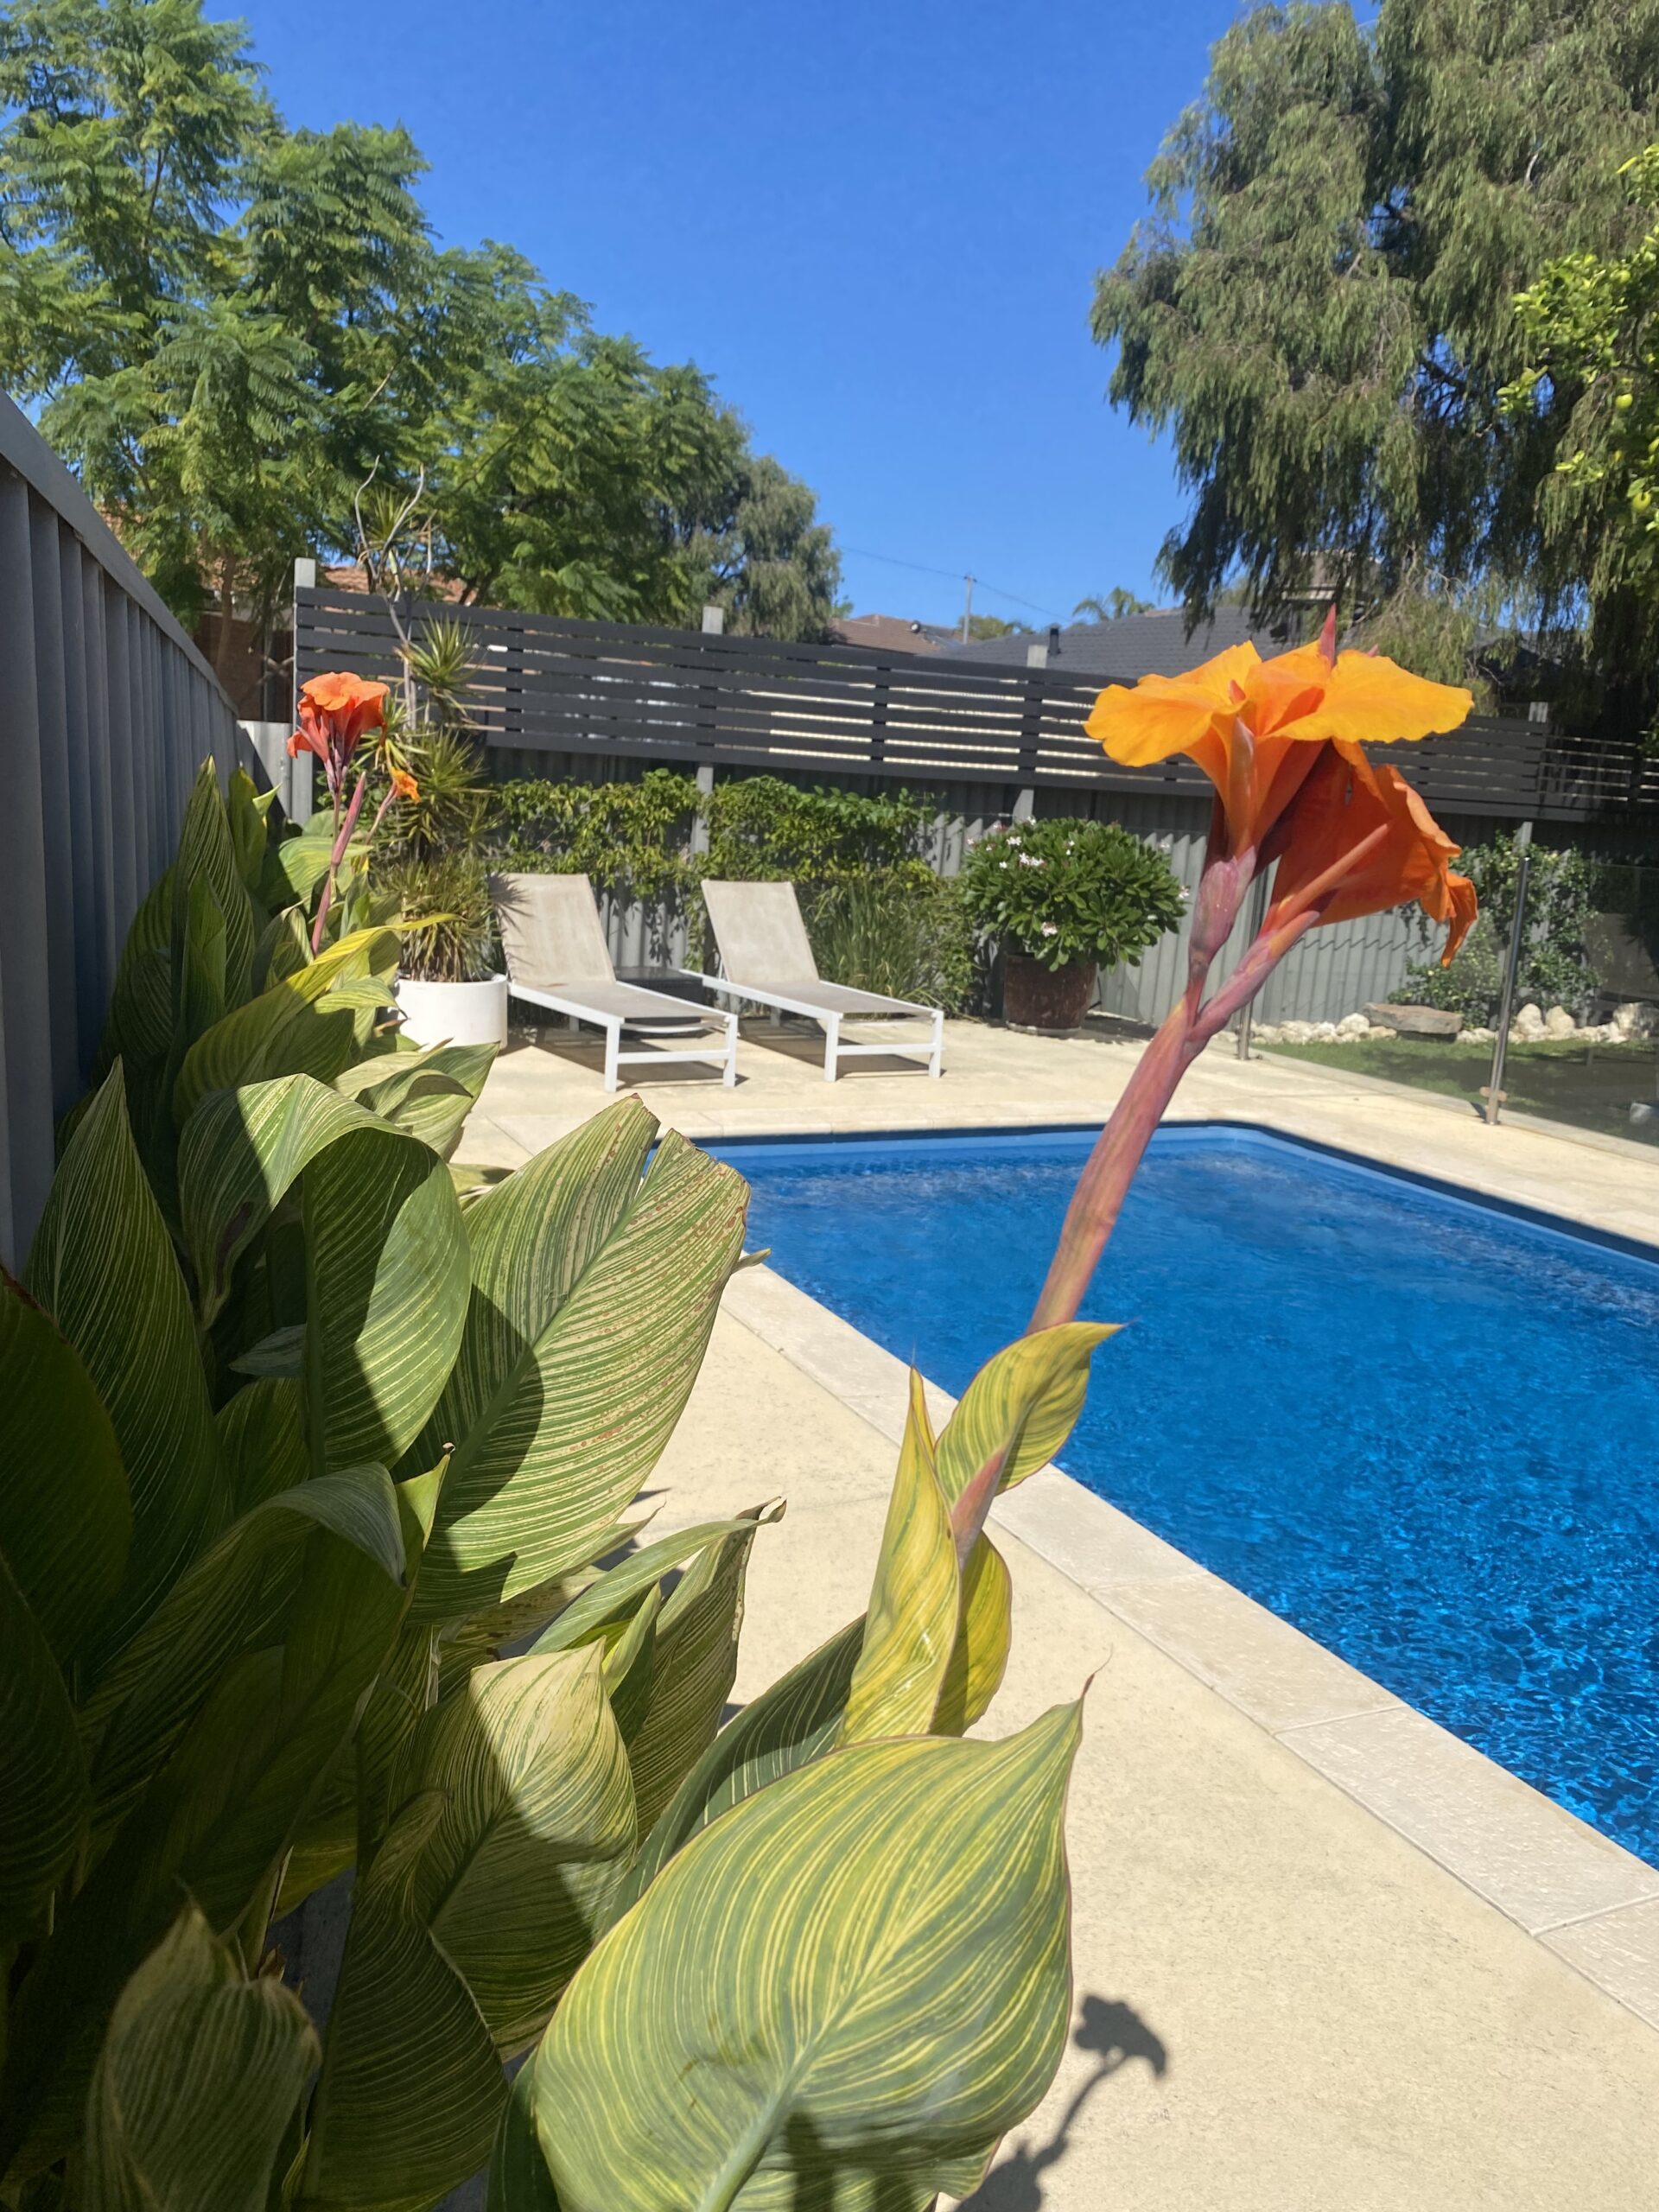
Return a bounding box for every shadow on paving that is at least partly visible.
[960,1995,1170,2211]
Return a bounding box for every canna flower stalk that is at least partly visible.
[287,672,412,950]
[1028,612,1475,1332]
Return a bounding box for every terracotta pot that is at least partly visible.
[1002,951,1096,1033]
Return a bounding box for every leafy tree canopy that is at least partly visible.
[1506,144,1659,691]
[1092,0,1659,707]
[0,0,842,648]
[1072,590,1156,620]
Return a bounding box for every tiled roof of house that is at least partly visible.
[826,613,946,653]
[932,603,1304,680]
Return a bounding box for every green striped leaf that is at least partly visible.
[226,767,275,899]
[180,1072,392,1325]
[172,925,398,1129]
[170,761,256,1020]
[417,1097,656,1461]
[98,870,175,1086]
[531,1516,772,1658]
[415,1124,748,1624]
[0,1269,131,1665]
[82,1907,316,2212]
[300,1796,503,2212]
[935,1321,1121,1504]
[305,1649,635,2206]
[620,1617,866,1913]
[935,1533,1013,1737]
[25,1065,219,1664]
[351,1042,499,1160]
[0,1478,416,2177]
[302,1126,471,1477]
[616,1519,766,1835]
[81,1467,407,1829]
[486,2063,559,2212]
[214,1378,308,1513]
[532,1702,1083,2212]
[839,1371,956,1746]
[0,1549,89,1948]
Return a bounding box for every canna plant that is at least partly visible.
[1,1062,1103,2209]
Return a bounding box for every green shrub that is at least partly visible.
[957,817,1186,970]
[491,768,702,900]
[702,774,935,884]
[1395,835,1597,1021]
[802,871,978,1013]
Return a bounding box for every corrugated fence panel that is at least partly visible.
[0,395,244,1264]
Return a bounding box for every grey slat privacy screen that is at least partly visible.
[0,392,243,1264]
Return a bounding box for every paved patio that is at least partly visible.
[463,1014,1659,2209]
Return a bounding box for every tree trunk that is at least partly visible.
[213,551,238,688]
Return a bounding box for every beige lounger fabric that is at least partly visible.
[699,878,820,986]
[492,874,707,1028]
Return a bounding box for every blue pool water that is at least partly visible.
[712,1125,1659,1865]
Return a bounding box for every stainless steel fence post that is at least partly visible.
[1484,818,1534,1127]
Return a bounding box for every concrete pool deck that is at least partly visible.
[463,1016,1659,2207]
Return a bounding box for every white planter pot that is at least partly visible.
[395,973,509,1051]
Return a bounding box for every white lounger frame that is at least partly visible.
[682,974,944,1083]
[511,984,738,1093]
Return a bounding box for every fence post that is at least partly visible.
[871,661,889,769]
[1484,818,1534,1127]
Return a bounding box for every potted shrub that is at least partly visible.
[957,817,1185,1031]
[378,632,510,1049]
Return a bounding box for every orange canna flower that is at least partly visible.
[1267,744,1477,964]
[288,671,389,773]
[389,766,420,803]
[1084,613,1473,854]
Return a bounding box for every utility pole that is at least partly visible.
[959,575,975,642]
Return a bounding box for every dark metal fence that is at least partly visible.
[295,586,1659,824]
[0,394,244,1263]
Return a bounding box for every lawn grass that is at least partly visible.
[1259,1033,1658,1142]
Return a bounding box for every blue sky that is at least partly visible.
[237,0,1243,630]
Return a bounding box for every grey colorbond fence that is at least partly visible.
[296,587,1659,1027]
[0,394,244,1264]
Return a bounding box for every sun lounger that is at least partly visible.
[492,873,737,1091]
[687,879,944,1082]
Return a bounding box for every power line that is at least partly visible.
[841,545,1070,624]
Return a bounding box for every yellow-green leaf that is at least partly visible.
[935,1533,1013,1736]
[619,1617,865,1914]
[935,1322,1120,1504]
[305,1649,635,2206]
[415,1124,748,1623]
[83,1907,316,2212]
[838,1370,957,1745]
[532,1702,1083,2212]
[173,925,398,1128]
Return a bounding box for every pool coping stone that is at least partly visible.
[719,1259,1659,2037]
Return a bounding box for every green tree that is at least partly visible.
[1506,144,1659,691]
[683,451,843,640]
[1072,589,1155,620]
[0,0,842,645]
[1092,0,1659,702]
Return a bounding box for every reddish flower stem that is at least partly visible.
[310,769,372,954]
[1024,812,1390,1338]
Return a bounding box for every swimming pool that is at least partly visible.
[710,1123,1659,1866]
